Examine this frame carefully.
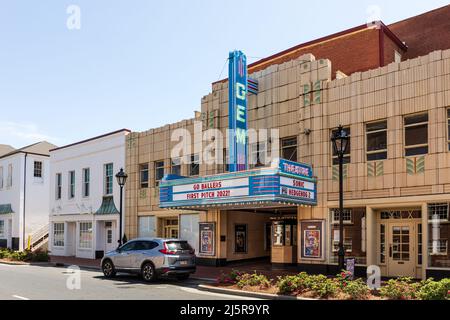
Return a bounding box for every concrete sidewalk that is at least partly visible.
[49,256,298,281]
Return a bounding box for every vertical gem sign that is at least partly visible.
[228,51,248,172]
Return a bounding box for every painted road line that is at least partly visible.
[12,295,30,300]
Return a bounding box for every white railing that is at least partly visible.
[29,224,49,252]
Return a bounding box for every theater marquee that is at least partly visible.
[159,159,317,209]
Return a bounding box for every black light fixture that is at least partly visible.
[331,125,349,272]
[116,168,128,248]
[116,168,128,187]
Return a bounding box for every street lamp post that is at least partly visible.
[115,168,128,248]
[331,125,349,271]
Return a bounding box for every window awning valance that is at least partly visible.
[0,204,14,214]
[95,196,119,215]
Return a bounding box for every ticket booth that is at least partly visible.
[271,216,298,267]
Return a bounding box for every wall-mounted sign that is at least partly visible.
[234,224,248,253]
[199,222,215,256]
[301,221,324,259]
[279,159,313,179]
[228,50,248,172]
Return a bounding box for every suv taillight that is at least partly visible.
[159,242,177,255]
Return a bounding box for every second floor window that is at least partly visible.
[250,142,267,168]
[155,161,164,185]
[69,171,75,199]
[281,137,298,161]
[0,166,3,189]
[82,168,90,198]
[7,164,12,187]
[171,157,181,176]
[33,161,43,178]
[366,120,387,161]
[404,113,428,156]
[447,109,450,151]
[56,173,62,200]
[104,163,113,195]
[189,154,199,176]
[331,127,351,165]
[139,164,149,188]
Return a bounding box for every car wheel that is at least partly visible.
[102,259,116,278]
[176,274,190,281]
[141,262,156,282]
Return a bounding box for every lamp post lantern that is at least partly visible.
[116,168,128,248]
[331,125,349,271]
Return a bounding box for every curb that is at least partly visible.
[197,284,316,300]
[0,260,52,266]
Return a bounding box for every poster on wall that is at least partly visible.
[234,224,248,253]
[301,221,324,259]
[199,222,215,256]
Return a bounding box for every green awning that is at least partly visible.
[0,204,14,214]
[95,196,119,215]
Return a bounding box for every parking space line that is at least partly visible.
[12,295,30,300]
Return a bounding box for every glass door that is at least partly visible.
[388,222,415,277]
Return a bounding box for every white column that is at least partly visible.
[366,206,377,268]
[421,202,428,279]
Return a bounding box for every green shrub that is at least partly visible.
[335,270,353,289]
[307,275,338,298]
[0,248,49,262]
[276,272,312,295]
[379,277,419,300]
[236,272,271,289]
[276,275,301,294]
[417,278,450,300]
[216,269,244,285]
[342,278,370,300]
[30,250,50,262]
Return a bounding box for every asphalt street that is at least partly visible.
[0,263,258,300]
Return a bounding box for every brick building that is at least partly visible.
[125,5,450,279]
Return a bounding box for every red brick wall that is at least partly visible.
[249,28,382,78]
[383,32,405,65]
[389,5,450,60]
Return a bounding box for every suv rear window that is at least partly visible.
[165,241,193,251]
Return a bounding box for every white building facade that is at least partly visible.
[49,129,129,259]
[0,142,55,251]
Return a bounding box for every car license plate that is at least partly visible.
[180,260,188,265]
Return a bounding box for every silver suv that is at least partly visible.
[101,238,196,282]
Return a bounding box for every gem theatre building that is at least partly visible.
[125,6,450,279]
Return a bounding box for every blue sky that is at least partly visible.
[0,0,448,148]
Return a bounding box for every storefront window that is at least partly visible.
[272,219,297,247]
[138,216,156,238]
[273,222,284,246]
[330,208,367,265]
[53,223,64,247]
[380,224,386,264]
[428,203,450,268]
[79,222,93,249]
[0,220,4,238]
